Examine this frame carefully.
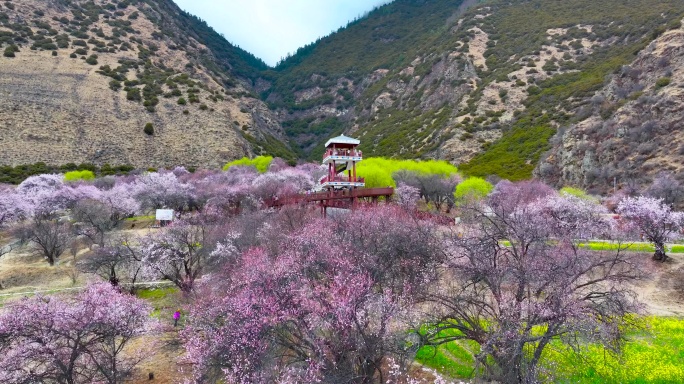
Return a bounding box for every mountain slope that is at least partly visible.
[537,20,684,194]
[261,0,684,182]
[0,0,292,169]
[2,0,684,182]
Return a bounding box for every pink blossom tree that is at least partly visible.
[72,184,139,247]
[0,283,158,384]
[16,174,70,217]
[0,188,29,228]
[393,171,461,212]
[251,168,314,201]
[488,179,556,212]
[268,157,289,172]
[395,183,421,210]
[193,171,259,219]
[130,172,195,212]
[140,219,216,292]
[181,206,442,383]
[422,186,640,383]
[617,196,684,261]
[0,188,27,258]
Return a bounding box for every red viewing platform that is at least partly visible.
[265,134,394,214]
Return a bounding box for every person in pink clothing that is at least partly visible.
[173,310,181,327]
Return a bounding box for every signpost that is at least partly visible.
[155,209,174,226]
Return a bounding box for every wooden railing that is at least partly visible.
[320,176,365,184]
[323,149,363,158]
[265,187,394,207]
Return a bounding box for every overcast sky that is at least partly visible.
[174,0,391,67]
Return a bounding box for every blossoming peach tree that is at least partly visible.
[0,283,159,384]
[617,195,684,261]
[422,186,641,383]
[181,206,443,383]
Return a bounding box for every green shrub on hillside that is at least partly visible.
[223,156,273,173]
[126,88,141,101]
[85,54,98,65]
[144,123,154,136]
[3,44,18,57]
[239,134,299,164]
[109,80,122,91]
[656,77,671,89]
[284,117,345,160]
[356,107,452,158]
[460,125,555,181]
[64,170,96,182]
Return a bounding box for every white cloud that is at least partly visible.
[173,0,391,66]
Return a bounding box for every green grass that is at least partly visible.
[125,215,155,221]
[136,286,180,321]
[415,327,481,379]
[417,317,684,383]
[136,286,178,300]
[498,240,684,254]
[541,317,684,383]
[580,242,684,253]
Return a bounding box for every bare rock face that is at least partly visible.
[0,0,286,169]
[537,20,684,193]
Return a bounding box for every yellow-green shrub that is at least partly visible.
[454,177,493,202]
[560,186,599,202]
[355,157,458,188]
[222,156,273,173]
[64,170,95,182]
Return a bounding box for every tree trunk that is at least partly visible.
[653,242,668,262]
[109,264,119,287]
[493,345,525,384]
[356,356,381,384]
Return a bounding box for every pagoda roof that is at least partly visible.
[325,134,360,148]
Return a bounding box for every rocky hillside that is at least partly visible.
[2,0,684,186]
[0,0,292,169]
[263,0,684,182]
[537,19,684,194]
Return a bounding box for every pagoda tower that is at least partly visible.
[320,135,365,190]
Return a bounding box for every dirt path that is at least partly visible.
[631,251,684,316]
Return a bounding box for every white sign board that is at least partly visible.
[156,209,174,221]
